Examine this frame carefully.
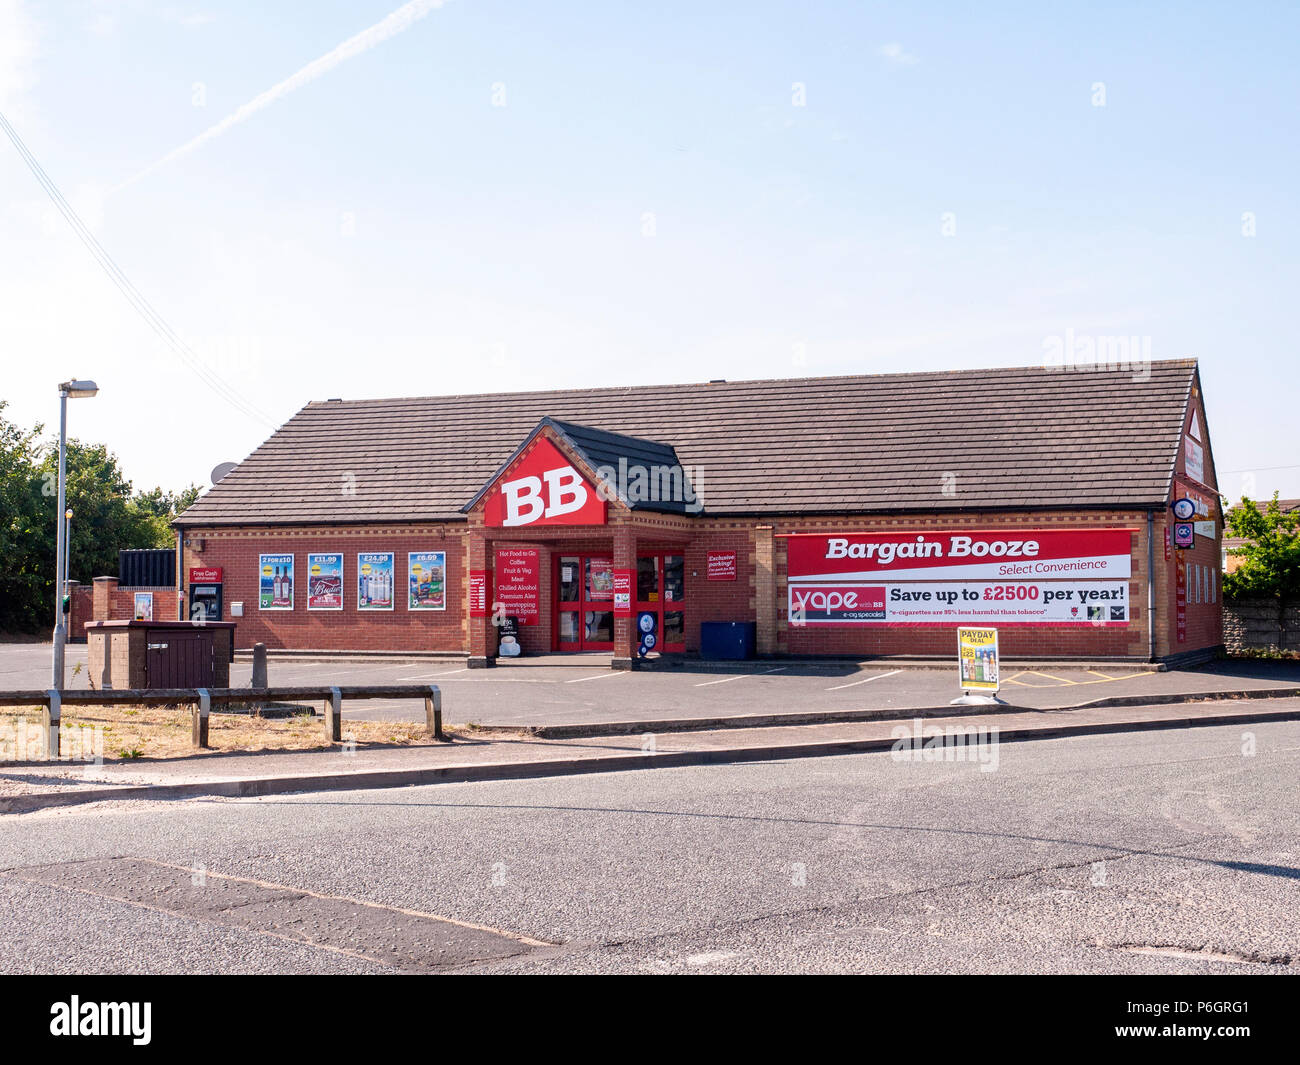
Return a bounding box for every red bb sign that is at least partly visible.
[483,438,607,528]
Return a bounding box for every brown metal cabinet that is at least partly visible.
[84,620,235,690]
[145,629,216,688]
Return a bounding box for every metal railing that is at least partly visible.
[0,684,444,758]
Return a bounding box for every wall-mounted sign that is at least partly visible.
[357,552,395,610]
[307,553,344,610]
[785,529,1133,583]
[133,592,153,621]
[789,580,1128,626]
[958,627,999,693]
[188,567,222,584]
[1171,498,1195,521]
[1184,436,1205,483]
[494,548,540,624]
[637,611,657,657]
[706,550,738,581]
[408,551,447,611]
[1173,523,1195,549]
[613,569,633,617]
[259,553,294,610]
[1194,521,1217,540]
[1175,557,1187,643]
[469,571,487,617]
[1175,481,1215,519]
[483,436,606,528]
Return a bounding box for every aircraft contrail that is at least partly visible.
[117,0,447,191]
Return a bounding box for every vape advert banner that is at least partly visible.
[788,580,1129,626]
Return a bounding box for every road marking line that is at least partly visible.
[1029,671,1078,685]
[565,671,627,684]
[825,669,903,691]
[394,667,468,680]
[695,667,786,687]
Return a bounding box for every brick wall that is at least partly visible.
[181,526,468,652]
[68,582,92,642]
[181,505,1224,661]
[88,577,181,630]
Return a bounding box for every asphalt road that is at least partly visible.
[4,642,1296,728]
[0,721,1296,974]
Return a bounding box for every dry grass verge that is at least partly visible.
[0,704,449,762]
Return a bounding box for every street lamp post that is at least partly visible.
[51,379,98,691]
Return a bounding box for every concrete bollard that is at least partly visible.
[45,689,61,761]
[425,685,444,740]
[193,688,210,748]
[251,642,268,688]
[326,687,342,743]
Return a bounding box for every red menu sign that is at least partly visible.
[707,550,738,581]
[468,570,487,617]
[189,567,223,583]
[495,548,541,624]
[1175,557,1187,643]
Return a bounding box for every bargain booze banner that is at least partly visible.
[785,529,1133,583]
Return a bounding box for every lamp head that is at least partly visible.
[59,379,99,398]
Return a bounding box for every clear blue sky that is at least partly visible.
[2,0,1297,501]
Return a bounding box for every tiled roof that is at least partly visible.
[176,359,1200,526]
[459,416,694,516]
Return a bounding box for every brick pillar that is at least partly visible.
[754,525,776,656]
[467,528,496,668]
[92,576,118,621]
[611,524,637,670]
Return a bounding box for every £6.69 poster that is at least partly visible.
[408,552,446,610]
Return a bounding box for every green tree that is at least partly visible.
[1222,493,1300,599]
[41,440,174,583]
[0,401,49,632]
[0,400,191,632]
[134,483,203,520]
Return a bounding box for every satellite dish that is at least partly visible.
[210,461,238,486]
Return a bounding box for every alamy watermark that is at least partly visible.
[1042,329,1151,381]
[593,458,704,514]
[890,718,1000,772]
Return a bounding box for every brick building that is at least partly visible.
[171,359,1223,667]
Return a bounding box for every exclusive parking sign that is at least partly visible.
[957,627,999,694]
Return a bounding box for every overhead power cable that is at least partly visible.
[0,110,277,429]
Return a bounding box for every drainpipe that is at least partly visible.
[1146,510,1157,662]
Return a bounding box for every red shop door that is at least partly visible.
[635,552,686,654]
[555,555,615,651]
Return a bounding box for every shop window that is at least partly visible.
[637,555,659,601]
[558,611,579,644]
[663,554,685,604]
[585,610,613,643]
[663,610,685,646]
[558,557,580,603]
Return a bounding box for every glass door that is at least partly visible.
[556,554,615,651]
[635,551,686,654]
